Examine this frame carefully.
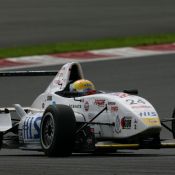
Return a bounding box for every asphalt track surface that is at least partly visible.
[0,54,174,174]
[0,0,175,48]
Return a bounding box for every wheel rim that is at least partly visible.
[42,113,55,149]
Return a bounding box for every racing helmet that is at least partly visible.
[70,79,96,95]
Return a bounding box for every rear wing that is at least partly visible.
[0,70,57,77]
[0,62,85,93]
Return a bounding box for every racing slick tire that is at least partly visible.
[172,108,175,138]
[40,104,76,157]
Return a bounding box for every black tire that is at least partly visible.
[40,104,76,157]
[172,108,175,138]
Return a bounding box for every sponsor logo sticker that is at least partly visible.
[142,118,161,126]
[108,102,116,105]
[69,104,81,109]
[121,117,132,129]
[115,115,121,133]
[110,106,118,113]
[84,101,89,111]
[94,99,105,107]
[115,92,129,98]
[139,111,157,117]
[47,96,52,101]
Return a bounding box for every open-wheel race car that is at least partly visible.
[0,62,175,157]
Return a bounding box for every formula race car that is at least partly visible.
[0,62,175,157]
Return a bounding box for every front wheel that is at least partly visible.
[40,104,76,157]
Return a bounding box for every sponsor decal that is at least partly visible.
[126,99,145,105]
[115,115,121,133]
[134,119,138,129]
[69,104,81,109]
[84,101,89,111]
[110,106,118,112]
[94,99,105,107]
[121,117,132,129]
[54,79,62,85]
[58,72,64,77]
[131,105,151,109]
[108,102,116,105]
[139,111,157,117]
[47,96,52,101]
[62,67,66,71]
[115,92,129,98]
[142,118,161,126]
[22,115,42,140]
[52,101,56,105]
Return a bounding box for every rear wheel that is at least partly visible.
[40,104,76,157]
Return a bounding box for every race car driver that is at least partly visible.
[70,79,96,95]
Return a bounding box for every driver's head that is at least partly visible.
[70,79,96,95]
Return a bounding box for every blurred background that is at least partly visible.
[0,0,174,48]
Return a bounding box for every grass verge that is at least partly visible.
[0,34,175,58]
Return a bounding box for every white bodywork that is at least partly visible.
[13,62,161,150]
[0,63,161,150]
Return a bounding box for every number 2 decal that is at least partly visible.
[126,99,145,105]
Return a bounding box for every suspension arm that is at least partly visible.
[76,105,107,134]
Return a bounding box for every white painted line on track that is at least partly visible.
[0,43,175,70]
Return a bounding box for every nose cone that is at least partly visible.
[108,92,162,138]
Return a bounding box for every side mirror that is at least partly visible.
[123,89,138,95]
